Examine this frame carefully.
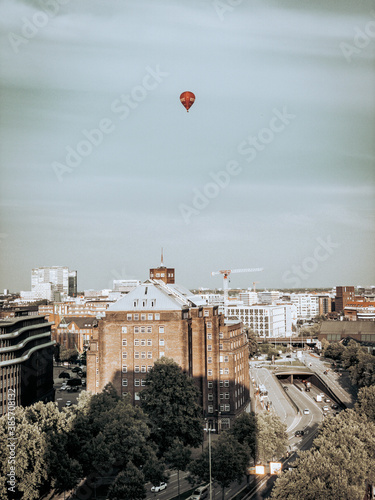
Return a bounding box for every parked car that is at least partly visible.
[325,398,331,403]
[72,367,82,373]
[151,482,167,492]
[283,386,289,391]
[323,405,329,411]
[331,404,339,410]
[65,401,72,407]
[303,409,310,415]
[295,430,304,437]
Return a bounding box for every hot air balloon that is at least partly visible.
[180,91,195,112]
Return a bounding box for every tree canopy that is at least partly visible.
[139,357,203,453]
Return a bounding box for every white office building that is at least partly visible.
[239,292,258,306]
[20,282,56,302]
[226,303,293,338]
[290,294,320,320]
[257,291,281,304]
[31,266,77,296]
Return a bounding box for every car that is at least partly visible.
[151,482,167,492]
[295,430,304,437]
[323,405,329,411]
[303,409,310,415]
[61,384,67,391]
[325,398,331,403]
[286,354,291,358]
[283,386,289,391]
[65,401,72,407]
[331,404,338,410]
[72,367,83,373]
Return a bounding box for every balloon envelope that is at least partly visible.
[180,91,195,112]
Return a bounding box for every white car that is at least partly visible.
[303,409,310,415]
[151,482,167,492]
[323,405,329,412]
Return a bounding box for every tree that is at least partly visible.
[256,411,288,463]
[58,371,70,379]
[107,463,146,500]
[323,342,345,361]
[164,439,191,499]
[349,351,375,388]
[228,411,256,462]
[245,328,258,357]
[189,433,250,500]
[271,410,375,500]
[140,357,203,454]
[355,385,375,422]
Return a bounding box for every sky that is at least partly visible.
[0,0,374,293]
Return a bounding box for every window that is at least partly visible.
[96,381,99,387]
[207,357,212,364]
[96,356,99,363]
[134,352,139,359]
[134,314,139,321]
[159,351,165,357]
[208,369,212,376]
[159,326,164,333]
[122,352,127,359]
[219,332,224,339]
[225,404,230,411]
[220,368,223,374]
[207,345,212,351]
[141,365,146,373]
[141,379,146,386]
[155,313,160,320]
[122,365,127,373]
[207,333,212,340]
[224,356,229,362]
[220,381,223,387]
[159,339,164,346]
[224,380,229,387]
[122,379,128,387]
[147,326,152,333]
[141,326,146,333]
[127,314,132,321]
[122,326,127,333]
[141,314,146,320]
[207,322,212,328]
[204,310,209,317]
[220,355,223,362]
[208,381,213,388]
[122,339,127,346]
[141,339,146,346]
[208,405,213,413]
[141,352,146,359]
[134,379,140,386]
[147,365,152,372]
[133,301,138,307]
[147,339,152,346]
[225,393,229,399]
[134,339,140,346]
[208,394,213,401]
[135,366,140,373]
[220,393,224,399]
[220,404,224,412]
[219,344,223,350]
[147,352,152,359]
[96,368,99,375]
[148,314,153,320]
[134,327,139,334]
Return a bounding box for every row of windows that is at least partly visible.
[207,344,224,351]
[122,339,165,347]
[122,326,165,334]
[208,368,229,376]
[207,332,224,340]
[208,404,230,413]
[208,380,230,388]
[122,379,146,387]
[208,393,230,400]
[125,313,161,321]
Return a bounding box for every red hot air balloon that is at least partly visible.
[180,91,195,112]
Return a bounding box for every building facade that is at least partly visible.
[226,303,293,337]
[335,286,355,312]
[0,316,55,415]
[31,266,77,297]
[87,279,250,429]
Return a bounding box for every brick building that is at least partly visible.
[56,316,98,351]
[87,278,250,430]
[335,286,355,312]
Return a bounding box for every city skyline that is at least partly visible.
[1,0,374,292]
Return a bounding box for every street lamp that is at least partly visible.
[204,425,216,500]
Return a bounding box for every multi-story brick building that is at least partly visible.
[56,316,97,351]
[335,286,355,312]
[87,278,250,430]
[0,315,55,416]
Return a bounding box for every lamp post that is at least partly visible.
[204,425,215,500]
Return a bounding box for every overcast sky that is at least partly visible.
[0,0,374,292]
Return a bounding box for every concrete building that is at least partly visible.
[257,291,280,304]
[239,292,258,306]
[21,282,56,302]
[0,316,55,416]
[112,280,141,292]
[226,303,293,337]
[31,266,77,297]
[87,277,250,430]
[290,293,320,320]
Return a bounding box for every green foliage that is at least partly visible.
[355,385,375,422]
[140,357,203,453]
[59,347,78,363]
[256,411,288,463]
[271,409,375,500]
[107,463,146,500]
[323,341,345,361]
[228,411,256,462]
[245,328,258,357]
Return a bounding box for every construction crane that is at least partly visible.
[252,281,259,293]
[211,268,263,306]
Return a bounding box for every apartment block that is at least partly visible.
[31,266,77,296]
[290,293,320,320]
[0,316,55,415]
[87,278,250,430]
[226,304,293,337]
